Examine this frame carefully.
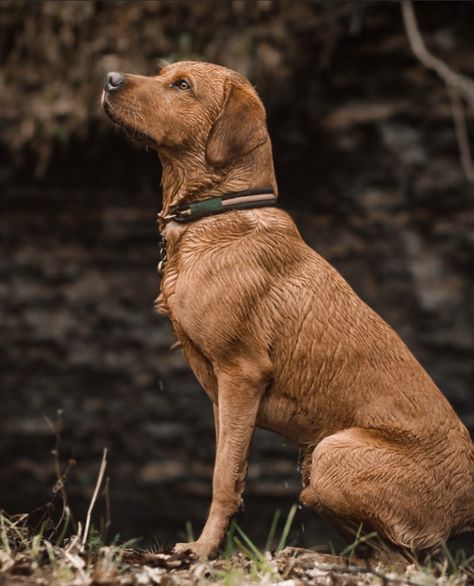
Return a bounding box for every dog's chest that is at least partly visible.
[155,247,183,316]
[156,257,218,402]
[180,332,218,403]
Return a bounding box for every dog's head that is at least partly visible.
[102,61,269,167]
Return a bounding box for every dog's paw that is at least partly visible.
[172,540,217,560]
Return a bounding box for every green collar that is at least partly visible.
[160,187,277,224]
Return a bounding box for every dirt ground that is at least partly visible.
[2,546,473,586]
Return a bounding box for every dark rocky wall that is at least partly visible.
[1,1,473,549]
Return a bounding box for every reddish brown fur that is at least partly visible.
[103,61,474,559]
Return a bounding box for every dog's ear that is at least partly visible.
[205,80,268,167]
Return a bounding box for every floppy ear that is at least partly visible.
[205,81,268,167]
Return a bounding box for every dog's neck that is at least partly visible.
[158,141,277,216]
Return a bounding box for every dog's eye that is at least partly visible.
[173,79,191,91]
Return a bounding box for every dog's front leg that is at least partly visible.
[173,362,269,559]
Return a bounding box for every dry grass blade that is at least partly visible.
[81,447,108,551]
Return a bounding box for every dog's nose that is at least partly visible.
[104,71,125,93]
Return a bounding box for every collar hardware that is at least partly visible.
[161,187,277,225]
[157,234,167,276]
[157,187,277,275]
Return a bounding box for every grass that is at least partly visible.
[216,506,298,582]
[2,501,473,585]
[0,435,472,585]
[0,510,140,585]
[226,504,297,558]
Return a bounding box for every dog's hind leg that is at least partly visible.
[300,428,452,553]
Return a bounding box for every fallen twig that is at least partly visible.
[402,1,474,108]
[448,86,474,183]
[402,0,474,183]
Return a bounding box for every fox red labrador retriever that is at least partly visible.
[102,61,474,559]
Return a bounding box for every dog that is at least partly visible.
[102,61,474,560]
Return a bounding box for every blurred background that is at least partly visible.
[1,1,473,552]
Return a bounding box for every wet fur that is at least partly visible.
[103,61,474,559]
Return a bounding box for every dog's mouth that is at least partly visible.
[102,94,157,148]
[102,95,121,125]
